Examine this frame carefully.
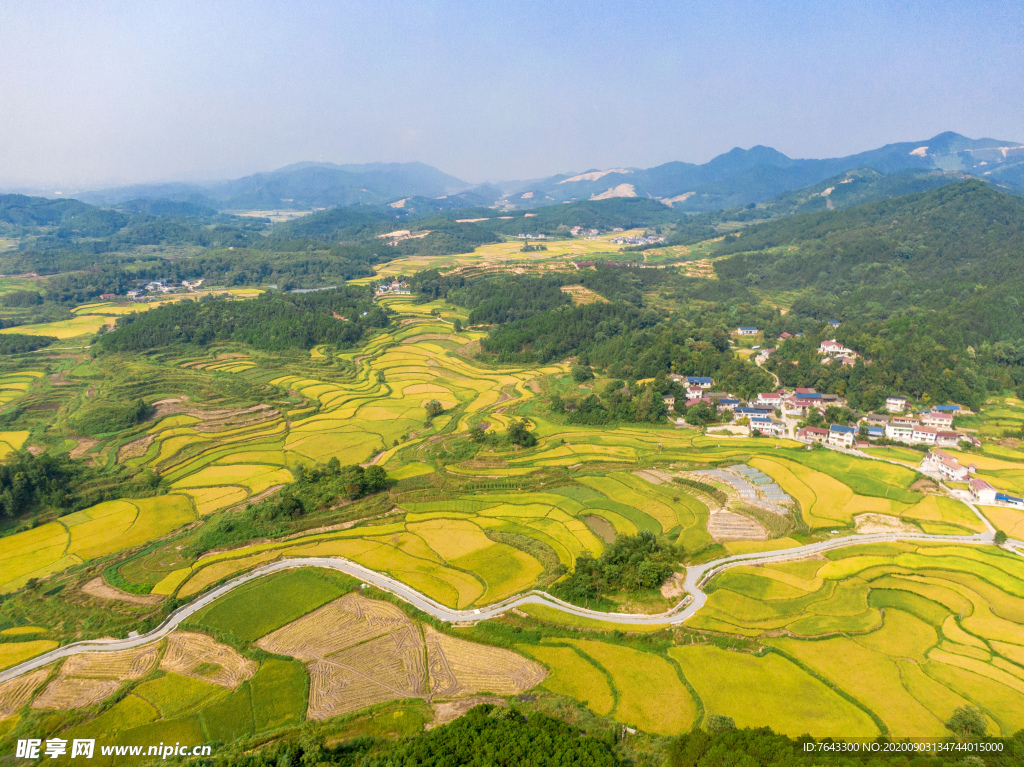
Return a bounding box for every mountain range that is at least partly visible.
[45,132,1024,215]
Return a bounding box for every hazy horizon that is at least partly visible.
[1,1,1022,190]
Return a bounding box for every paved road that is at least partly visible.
[2,529,1012,685]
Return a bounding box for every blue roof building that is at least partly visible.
[934,405,960,412]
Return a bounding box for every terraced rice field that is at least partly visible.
[155,474,711,608]
[687,542,1024,736]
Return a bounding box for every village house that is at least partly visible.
[126,290,141,300]
[735,407,772,417]
[891,414,918,427]
[911,425,938,445]
[685,376,714,389]
[885,422,914,442]
[755,347,775,364]
[969,478,998,504]
[736,327,758,336]
[756,392,784,407]
[827,424,857,448]
[886,395,909,413]
[717,398,740,410]
[99,293,115,300]
[751,416,785,436]
[920,411,955,429]
[934,404,961,413]
[935,431,961,448]
[866,425,885,440]
[920,450,969,482]
[797,426,829,443]
[662,395,675,411]
[997,492,1024,509]
[819,339,852,356]
[827,320,841,328]
[778,332,793,341]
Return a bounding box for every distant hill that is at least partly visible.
[40,131,1024,218]
[501,132,1024,211]
[78,162,473,211]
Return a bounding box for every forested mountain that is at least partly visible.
[712,180,1024,407]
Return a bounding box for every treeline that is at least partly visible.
[0,333,56,355]
[0,452,160,524]
[98,287,388,353]
[156,698,1024,767]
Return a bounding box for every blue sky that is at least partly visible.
[0,0,1021,187]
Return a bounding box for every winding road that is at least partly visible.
[2,523,1019,686]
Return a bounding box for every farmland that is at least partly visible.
[0,578,548,751]
[1,262,1024,747]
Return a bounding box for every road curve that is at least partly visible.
[0,529,1009,685]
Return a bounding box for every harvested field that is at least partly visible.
[707,510,768,540]
[68,437,100,461]
[160,632,257,689]
[428,696,506,729]
[309,626,427,720]
[0,667,50,718]
[31,677,121,710]
[61,644,160,680]
[424,625,546,698]
[257,594,411,661]
[81,577,163,606]
[117,433,155,462]
[854,514,919,534]
[633,468,672,484]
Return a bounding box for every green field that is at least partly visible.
[186,569,356,642]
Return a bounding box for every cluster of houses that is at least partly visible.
[375,280,411,295]
[514,233,549,240]
[569,226,601,237]
[662,373,977,451]
[609,233,667,246]
[126,279,204,301]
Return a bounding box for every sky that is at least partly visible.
[1,0,1022,189]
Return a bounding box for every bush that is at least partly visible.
[425,399,444,419]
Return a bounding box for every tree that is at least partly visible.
[508,419,537,447]
[946,705,987,740]
[363,465,387,493]
[685,401,715,426]
[571,363,594,383]
[995,529,1008,545]
[424,399,444,419]
[452,318,463,332]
